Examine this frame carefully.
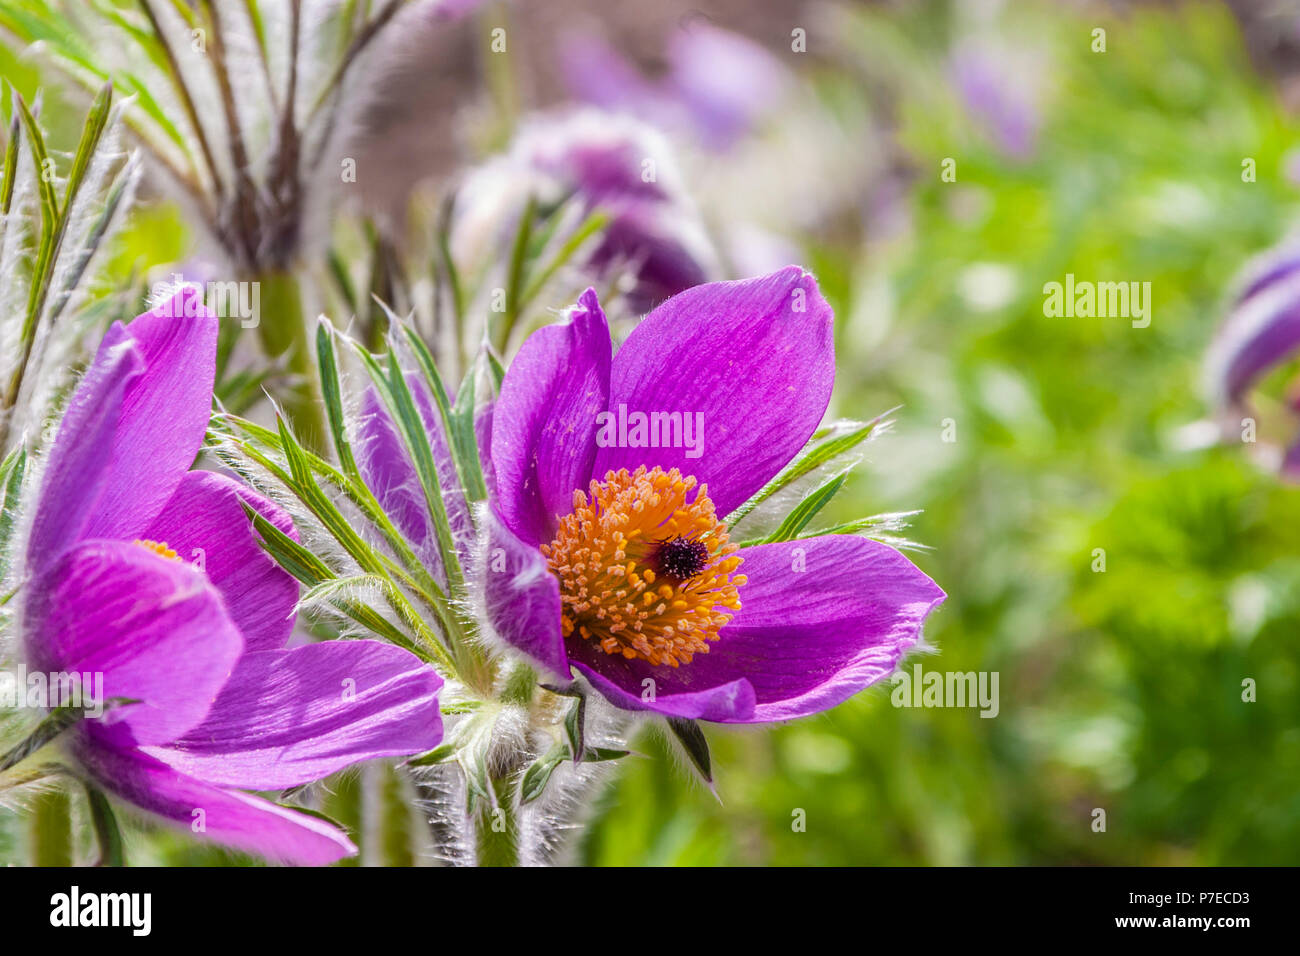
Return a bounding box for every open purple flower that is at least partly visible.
[22,288,444,865]
[483,268,945,722]
[1206,242,1300,479]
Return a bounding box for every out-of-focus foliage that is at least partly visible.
[581,0,1300,865]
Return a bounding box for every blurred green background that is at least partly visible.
[580,0,1300,865]
[4,0,1300,865]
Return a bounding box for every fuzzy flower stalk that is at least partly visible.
[0,0,487,448]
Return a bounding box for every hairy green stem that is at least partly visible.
[254,271,327,453]
[29,787,72,866]
[474,776,520,867]
[322,771,362,868]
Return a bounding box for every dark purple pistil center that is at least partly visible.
[654,536,710,579]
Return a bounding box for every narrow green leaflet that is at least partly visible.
[520,742,568,804]
[725,410,897,529]
[0,445,27,580]
[666,717,712,785]
[738,467,852,548]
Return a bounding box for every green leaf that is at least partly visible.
[214,413,453,625]
[2,84,113,419]
[0,100,21,217]
[666,717,712,785]
[485,348,506,391]
[272,804,349,833]
[434,190,464,328]
[350,341,465,594]
[0,444,27,580]
[47,153,138,324]
[517,207,610,312]
[582,747,631,763]
[398,324,488,503]
[563,694,586,762]
[406,711,473,766]
[236,498,334,585]
[83,784,125,867]
[274,414,388,578]
[749,468,851,547]
[519,742,567,804]
[237,498,432,662]
[498,193,537,351]
[315,321,361,480]
[725,412,895,528]
[0,697,134,774]
[459,749,494,806]
[405,742,458,767]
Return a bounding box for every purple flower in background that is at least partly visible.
[950,41,1040,161]
[454,110,719,312]
[559,22,792,151]
[23,288,444,865]
[482,268,945,722]
[1206,243,1300,479]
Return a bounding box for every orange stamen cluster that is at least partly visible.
[541,465,746,668]
[134,539,179,561]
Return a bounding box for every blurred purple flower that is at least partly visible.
[559,23,792,151]
[950,42,1040,161]
[23,288,444,865]
[454,110,718,311]
[482,269,945,723]
[1206,243,1300,479]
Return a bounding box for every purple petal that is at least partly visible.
[491,289,611,546]
[147,641,443,790]
[1237,248,1300,305]
[667,24,791,148]
[567,535,943,723]
[951,43,1040,161]
[481,508,569,679]
[25,539,243,746]
[1283,435,1300,481]
[558,29,676,128]
[78,288,219,542]
[1207,246,1300,407]
[475,399,497,498]
[73,738,355,866]
[592,267,835,518]
[708,536,944,722]
[424,0,489,21]
[569,654,756,721]
[140,471,299,653]
[26,325,142,572]
[595,208,712,309]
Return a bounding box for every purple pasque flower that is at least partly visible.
[453,109,719,312]
[482,267,946,723]
[1206,242,1300,479]
[559,22,792,151]
[950,40,1041,162]
[22,287,444,865]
